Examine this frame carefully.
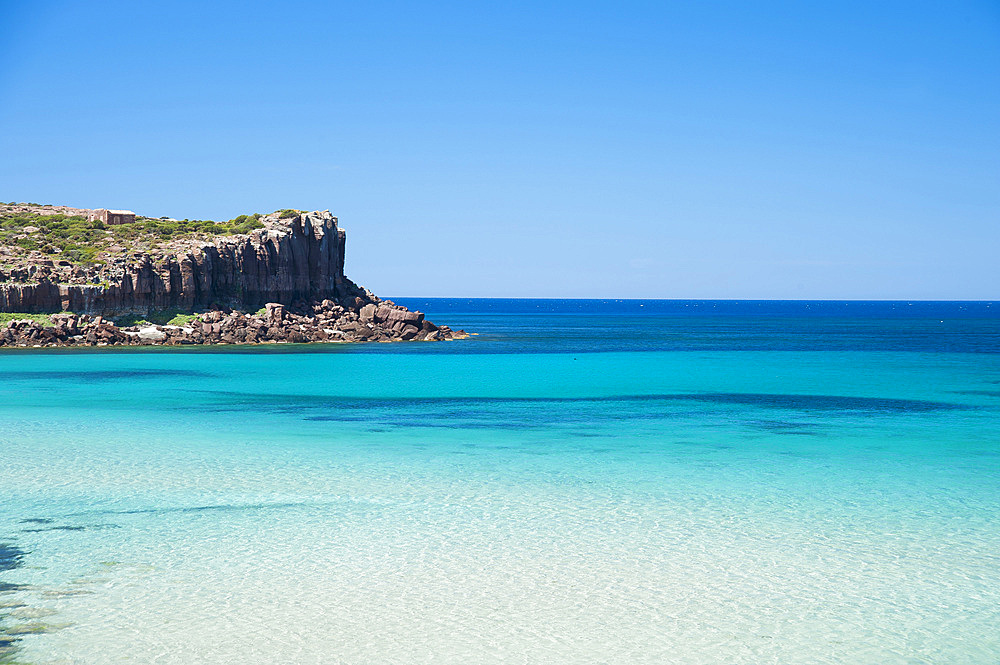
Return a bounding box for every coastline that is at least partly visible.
[1,207,468,348]
[0,299,468,349]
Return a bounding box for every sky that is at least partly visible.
[1,0,998,299]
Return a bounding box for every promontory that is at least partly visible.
[0,202,466,347]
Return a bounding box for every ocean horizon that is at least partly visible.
[2,298,999,663]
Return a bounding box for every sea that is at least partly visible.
[1,299,998,664]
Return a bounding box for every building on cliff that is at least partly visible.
[88,209,136,225]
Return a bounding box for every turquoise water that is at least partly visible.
[1,300,998,664]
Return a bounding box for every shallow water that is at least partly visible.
[1,300,998,664]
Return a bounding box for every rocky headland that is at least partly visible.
[0,203,466,347]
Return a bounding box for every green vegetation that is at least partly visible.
[0,213,106,263]
[0,312,55,327]
[0,310,201,328]
[112,310,201,327]
[277,209,300,219]
[122,213,264,240]
[165,312,200,326]
[0,211,265,267]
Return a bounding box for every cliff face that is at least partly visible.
[0,211,354,315]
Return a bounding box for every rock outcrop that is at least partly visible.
[0,300,465,348]
[1,210,350,314]
[0,207,468,346]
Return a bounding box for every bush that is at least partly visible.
[63,245,100,264]
[0,208,267,268]
[113,310,200,327]
[166,312,200,326]
[0,312,55,326]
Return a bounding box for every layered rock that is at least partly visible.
[0,208,468,346]
[0,211,349,314]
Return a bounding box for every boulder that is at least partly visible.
[265,302,285,322]
[137,326,167,342]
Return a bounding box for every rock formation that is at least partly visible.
[0,206,467,347]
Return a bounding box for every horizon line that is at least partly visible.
[387,296,998,303]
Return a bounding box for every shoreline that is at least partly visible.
[0,299,468,350]
[0,337,471,354]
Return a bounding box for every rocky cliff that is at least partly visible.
[0,209,352,315]
[0,205,466,346]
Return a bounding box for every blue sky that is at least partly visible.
[1,0,998,298]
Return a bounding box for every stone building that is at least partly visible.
[88,209,136,225]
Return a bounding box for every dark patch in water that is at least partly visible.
[747,419,823,435]
[0,543,31,662]
[5,369,215,382]
[19,518,54,524]
[188,390,968,436]
[20,525,86,533]
[200,390,966,413]
[951,390,1000,397]
[73,501,308,518]
[306,415,537,430]
[0,542,27,602]
[679,392,964,413]
[0,543,25,573]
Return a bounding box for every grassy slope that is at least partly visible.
[0,312,56,326]
[0,311,201,327]
[0,212,266,266]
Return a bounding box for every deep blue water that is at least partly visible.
[390,298,1000,354]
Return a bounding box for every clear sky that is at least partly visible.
[1,1,998,299]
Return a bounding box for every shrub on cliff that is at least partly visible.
[15,237,39,251]
[225,213,264,234]
[63,244,100,263]
[0,208,265,268]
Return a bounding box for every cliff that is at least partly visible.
[0,204,466,346]
[1,208,352,314]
